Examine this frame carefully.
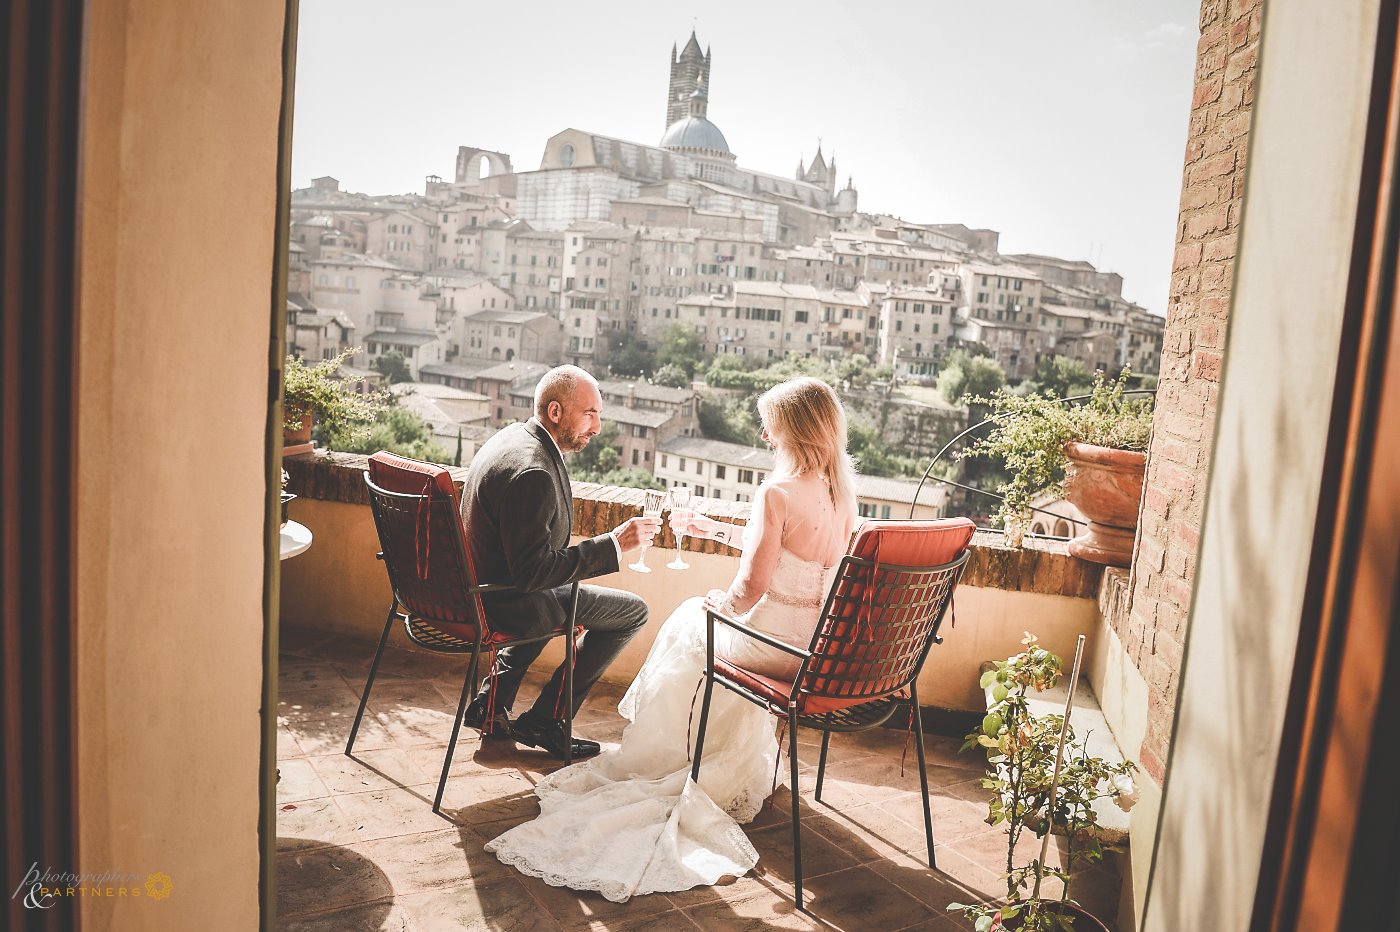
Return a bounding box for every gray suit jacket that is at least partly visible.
[461,417,619,635]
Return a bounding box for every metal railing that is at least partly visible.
[907,388,1158,536]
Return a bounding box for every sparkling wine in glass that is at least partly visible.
[628,489,666,573]
[666,487,693,569]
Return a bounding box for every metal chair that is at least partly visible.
[690,517,976,910]
[345,451,580,814]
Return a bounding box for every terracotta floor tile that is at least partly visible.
[280,658,354,694]
[680,887,831,931]
[278,626,337,659]
[279,683,364,723]
[575,908,701,931]
[292,713,391,757]
[334,783,457,843]
[402,741,506,785]
[513,871,676,931]
[295,631,379,668]
[313,747,432,796]
[434,769,543,826]
[277,758,331,805]
[396,874,563,931]
[277,796,357,849]
[274,898,413,932]
[350,827,511,895]
[278,726,307,760]
[868,858,993,916]
[942,824,1067,880]
[795,865,938,931]
[276,841,395,919]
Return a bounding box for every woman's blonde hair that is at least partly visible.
[757,377,856,511]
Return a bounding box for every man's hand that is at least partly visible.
[613,515,661,553]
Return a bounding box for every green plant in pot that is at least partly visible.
[282,348,386,454]
[963,368,1154,565]
[950,635,1138,932]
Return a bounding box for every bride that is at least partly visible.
[485,376,859,902]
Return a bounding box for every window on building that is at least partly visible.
[714,465,726,480]
[695,460,703,475]
[738,469,754,484]
[660,454,668,469]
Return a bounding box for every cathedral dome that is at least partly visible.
[659,115,731,155]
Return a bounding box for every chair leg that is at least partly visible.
[434,652,479,815]
[345,606,396,756]
[815,727,832,802]
[788,704,804,911]
[910,687,936,870]
[688,674,716,783]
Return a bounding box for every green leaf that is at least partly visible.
[982,712,1004,737]
[980,669,998,689]
[975,916,994,932]
[992,683,1009,703]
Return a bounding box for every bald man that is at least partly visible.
[460,365,659,759]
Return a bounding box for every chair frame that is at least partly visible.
[346,472,579,815]
[689,548,969,910]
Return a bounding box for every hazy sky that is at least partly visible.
[293,1,1199,314]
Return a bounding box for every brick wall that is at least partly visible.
[1116,0,1261,783]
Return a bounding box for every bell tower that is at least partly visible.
[666,31,711,131]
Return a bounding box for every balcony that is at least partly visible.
[277,453,1144,930]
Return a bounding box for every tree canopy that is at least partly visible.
[372,349,413,385]
[655,324,705,377]
[328,403,448,461]
[938,349,1007,405]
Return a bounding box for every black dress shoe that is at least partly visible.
[510,718,601,760]
[462,696,511,735]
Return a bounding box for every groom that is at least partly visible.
[460,365,659,759]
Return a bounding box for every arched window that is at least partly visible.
[559,143,575,168]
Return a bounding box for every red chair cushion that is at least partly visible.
[368,450,459,504]
[714,658,872,716]
[848,517,976,567]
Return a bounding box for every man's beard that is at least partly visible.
[559,428,592,453]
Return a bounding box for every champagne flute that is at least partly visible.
[667,487,692,570]
[628,489,666,573]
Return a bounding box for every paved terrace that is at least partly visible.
[275,626,1127,931]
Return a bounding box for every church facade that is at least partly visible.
[515,31,858,243]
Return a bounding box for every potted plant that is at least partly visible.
[950,635,1138,932]
[282,348,386,456]
[280,468,296,528]
[964,368,1154,565]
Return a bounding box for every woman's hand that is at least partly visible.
[670,511,722,540]
[702,589,732,614]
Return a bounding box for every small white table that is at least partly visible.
[280,520,313,560]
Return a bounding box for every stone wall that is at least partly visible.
[1121,0,1261,782]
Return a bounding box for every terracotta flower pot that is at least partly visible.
[1061,441,1146,567]
[283,409,314,458]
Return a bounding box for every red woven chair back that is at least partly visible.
[797,518,975,711]
[365,452,487,639]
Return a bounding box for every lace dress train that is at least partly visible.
[484,552,834,902]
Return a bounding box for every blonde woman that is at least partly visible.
[487,378,859,902]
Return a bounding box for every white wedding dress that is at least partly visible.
[485,474,857,902]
